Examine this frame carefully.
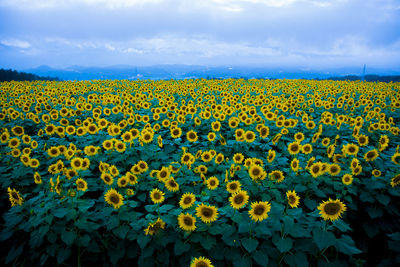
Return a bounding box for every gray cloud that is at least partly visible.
[0,0,399,70]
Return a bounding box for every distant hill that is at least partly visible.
[327,75,400,83]
[0,68,60,82]
[21,64,400,82]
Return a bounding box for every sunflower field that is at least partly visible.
[0,78,400,266]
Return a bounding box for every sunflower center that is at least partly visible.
[252,168,261,176]
[234,195,244,204]
[209,180,216,186]
[196,261,208,267]
[202,208,213,218]
[288,195,296,203]
[229,184,237,190]
[110,195,119,204]
[254,206,265,215]
[189,133,196,139]
[154,193,161,199]
[183,217,193,226]
[169,180,177,187]
[312,165,320,173]
[77,182,84,188]
[11,192,19,199]
[324,203,340,215]
[367,152,375,158]
[348,146,355,153]
[183,197,192,204]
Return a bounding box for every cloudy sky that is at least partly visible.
[0,0,399,70]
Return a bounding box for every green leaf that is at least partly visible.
[61,230,76,246]
[159,204,175,213]
[287,223,311,238]
[241,238,258,253]
[366,206,383,219]
[174,239,191,256]
[106,216,120,230]
[53,208,69,218]
[376,194,390,206]
[284,252,308,267]
[252,250,269,267]
[200,235,216,250]
[332,220,351,232]
[273,236,293,252]
[304,198,317,210]
[335,235,362,255]
[313,228,336,250]
[113,225,130,239]
[137,234,151,249]
[5,245,23,264]
[57,247,71,264]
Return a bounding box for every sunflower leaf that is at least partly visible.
[241,238,259,253]
[313,228,336,250]
[335,235,362,255]
[174,239,190,255]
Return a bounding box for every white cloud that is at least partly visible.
[0,39,31,49]
[0,0,163,9]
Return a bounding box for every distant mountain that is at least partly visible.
[0,68,60,82]
[23,65,400,81]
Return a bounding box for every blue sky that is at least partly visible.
[0,0,399,70]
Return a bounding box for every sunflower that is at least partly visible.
[201,151,213,163]
[235,128,245,141]
[233,153,244,164]
[267,149,276,163]
[206,176,219,190]
[70,157,83,170]
[178,213,197,232]
[187,130,198,142]
[47,146,60,157]
[76,178,88,191]
[357,134,369,146]
[0,131,10,143]
[150,188,165,204]
[126,172,138,185]
[102,139,114,150]
[328,164,341,176]
[214,153,224,164]
[135,160,147,173]
[293,133,304,143]
[7,187,23,207]
[249,201,271,222]
[244,130,256,143]
[11,126,24,136]
[165,177,179,192]
[170,127,182,139]
[104,188,124,209]
[342,174,353,185]
[114,140,126,153]
[269,170,285,183]
[190,257,214,267]
[391,153,400,165]
[226,180,241,194]
[157,166,170,181]
[248,164,264,181]
[317,198,347,221]
[301,144,312,155]
[101,173,114,185]
[34,172,42,184]
[122,131,134,143]
[195,203,219,225]
[321,137,330,147]
[391,174,400,187]
[207,132,216,142]
[229,190,249,209]
[364,149,379,162]
[309,162,323,178]
[371,169,381,177]
[352,165,362,176]
[288,141,301,155]
[126,189,134,197]
[211,121,221,132]
[144,218,166,236]
[290,158,300,172]
[343,143,359,156]
[259,126,270,138]
[117,176,129,188]
[286,190,300,208]
[179,193,196,209]
[141,130,154,144]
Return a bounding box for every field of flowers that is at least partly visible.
[0,78,399,266]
